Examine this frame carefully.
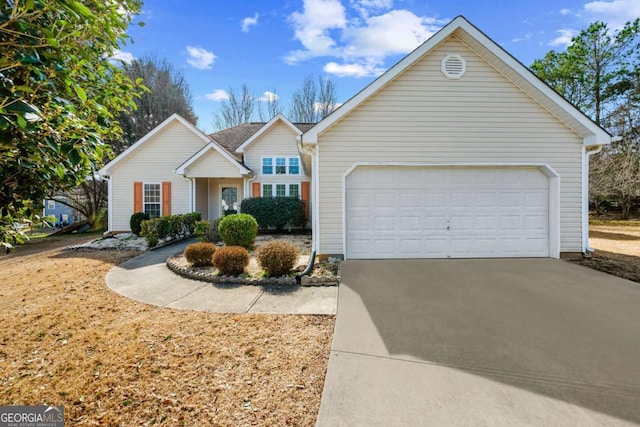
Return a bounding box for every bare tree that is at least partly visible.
[258,89,283,121]
[115,54,198,155]
[49,172,108,229]
[213,83,257,129]
[289,74,339,123]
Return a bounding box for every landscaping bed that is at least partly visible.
[0,237,334,426]
[168,234,340,286]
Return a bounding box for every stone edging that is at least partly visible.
[166,256,340,287]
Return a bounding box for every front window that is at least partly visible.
[275,157,287,174]
[47,200,56,210]
[276,184,287,197]
[144,183,161,218]
[288,158,299,175]
[262,184,273,197]
[262,183,301,198]
[262,158,273,175]
[289,184,299,198]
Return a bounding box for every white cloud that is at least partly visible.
[286,1,447,77]
[583,0,640,30]
[511,33,533,43]
[323,61,385,77]
[205,89,229,101]
[111,49,135,63]
[186,46,216,69]
[258,91,279,102]
[286,0,347,63]
[559,8,571,15]
[241,13,259,32]
[548,29,577,46]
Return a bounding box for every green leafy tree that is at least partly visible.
[0,0,145,250]
[531,19,640,217]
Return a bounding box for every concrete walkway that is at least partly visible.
[105,240,337,314]
[317,259,640,426]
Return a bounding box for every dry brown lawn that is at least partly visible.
[0,235,334,426]
[571,223,640,283]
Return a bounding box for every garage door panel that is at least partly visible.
[346,166,550,259]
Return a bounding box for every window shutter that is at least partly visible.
[301,181,310,219]
[162,181,171,215]
[252,182,261,197]
[133,182,143,213]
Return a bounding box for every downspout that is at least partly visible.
[296,135,318,253]
[583,143,606,253]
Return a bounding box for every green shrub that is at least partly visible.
[256,240,299,277]
[194,219,221,242]
[184,242,216,267]
[218,213,258,248]
[140,212,202,247]
[130,212,149,236]
[212,246,249,276]
[240,197,306,231]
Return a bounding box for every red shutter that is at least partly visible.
[252,182,261,197]
[162,181,171,215]
[133,182,143,213]
[301,181,310,219]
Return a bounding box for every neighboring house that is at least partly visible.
[43,196,82,227]
[301,16,611,260]
[100,16,612,260]
[99,114,313,233]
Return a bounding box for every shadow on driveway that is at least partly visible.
[327,258,640,424]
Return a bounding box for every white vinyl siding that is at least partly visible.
[109,120,206,231]
[183,149,241,177]
[316,35,583,256]
[244,122,310,187]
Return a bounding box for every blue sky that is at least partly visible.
[117,0,640,132]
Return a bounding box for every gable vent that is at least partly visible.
[441,54,466,79]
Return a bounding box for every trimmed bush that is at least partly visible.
[218,213,258,248]
[184,242,216,267]
[130,212,149,236]
[213,246,250,276]
[256,240,299,277]
[194,218,221,243]
[141,212,202,247]
[240,197,306,231]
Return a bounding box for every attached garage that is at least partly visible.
[345,165,558,259]
[299,17,612,260]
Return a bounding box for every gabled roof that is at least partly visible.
[174,141,252,175]
[301,15,611,147]
[234,114,314,153]
[99,113,210,176]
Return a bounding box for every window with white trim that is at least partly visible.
[261,157,300,175]
[262,183,301,198]
[144,183,161,218]
[47,200,56,210]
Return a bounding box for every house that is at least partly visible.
[301,15,610,260]
[43,196,82,227]
[101,16,612,260]
[99,114,313,233]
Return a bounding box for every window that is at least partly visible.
[261,157,301,175]
[262,183,300,198]
[288,158,299,175]
[144,183,161,218]
[275,157,287,174]
[47,200,56,210]
[262,184,273,197]
[289,184,299,198]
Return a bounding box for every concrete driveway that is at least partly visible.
[317,259,640,426]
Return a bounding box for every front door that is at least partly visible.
[220,186,239,216]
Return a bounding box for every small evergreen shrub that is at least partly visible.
[218,213,258,248]
[140,212,202,247]
[194,219,221,242]
[256,240,299,277]
[130,212,149,236]
[212,246,250,276]
[240,197,306,231]
[184,242,216,267]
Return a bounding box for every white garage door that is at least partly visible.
[346,166,550,259]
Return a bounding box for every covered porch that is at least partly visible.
[193,177,247,220]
